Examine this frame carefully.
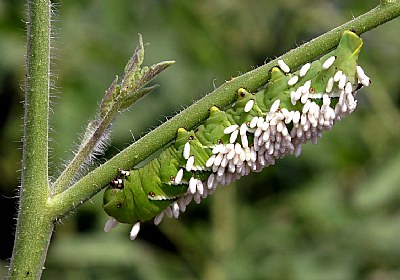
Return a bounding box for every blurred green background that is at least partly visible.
[1,0,400,279]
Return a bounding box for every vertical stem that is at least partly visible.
[8,0,53,279]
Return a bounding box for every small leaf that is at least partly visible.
[124,33,144,74]
[95,36,174,122]
[138,60,175,88]
[119,85,160,111]
[99,75,119,119]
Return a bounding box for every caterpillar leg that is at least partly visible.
[109,169,130,188]
[117,168,130,177]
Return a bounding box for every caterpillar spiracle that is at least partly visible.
[103,30,371,240]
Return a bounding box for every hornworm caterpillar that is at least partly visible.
[103,31,370,240]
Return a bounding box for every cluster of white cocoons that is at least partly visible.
[153,58,370,227]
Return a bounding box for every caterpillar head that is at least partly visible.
[103,178,137,224]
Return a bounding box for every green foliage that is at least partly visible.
[1,0,400,279]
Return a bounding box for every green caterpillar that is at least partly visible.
[103,31,371,240]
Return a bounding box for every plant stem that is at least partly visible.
[47,1,400,219]
[8,0,53,279]
[50,108,116,196]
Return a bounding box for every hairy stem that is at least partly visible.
[8,0,53,279]
[50,108,116,196]
[47,1,400,219]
